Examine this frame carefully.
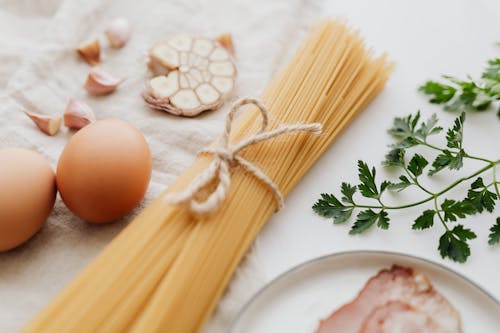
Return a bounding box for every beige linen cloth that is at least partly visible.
[0,0,320,331]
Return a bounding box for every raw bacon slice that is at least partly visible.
[359,301,450,333]
[315,265,461,333]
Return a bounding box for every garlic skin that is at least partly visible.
[216,33,235,55]
[76,38,101,65]
[84,67,124,96]
[25,112,62,136]
[64,99,96,130]
[105,17,131,48]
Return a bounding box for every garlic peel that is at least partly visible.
[77,38,101,65]
[64,99,96,129]
[25,112,62,136]
[84,67,124,96]
[144,34,237,117]
[105,17,131,48]
[216,33,235,55]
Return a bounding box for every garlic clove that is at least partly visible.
[84,67,124,96]
[170,89,201,110]
[149,73,179,99]
[64,99,96,129]
[76,38,101,65]
[105,17,131,48]
[216,33,235,55]
[149,43,180,71]
[195,83,220,104]
[25,112,62,136]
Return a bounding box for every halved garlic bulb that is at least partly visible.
[143,34,237,117]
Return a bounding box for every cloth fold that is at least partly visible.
[0,0,320,331]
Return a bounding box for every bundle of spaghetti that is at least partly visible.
[23,19,393,333]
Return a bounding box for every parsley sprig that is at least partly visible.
[313,112,500,263]
[419,58,500,119]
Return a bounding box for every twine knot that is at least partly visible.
[211,148,234,163]
[164,98,322,215]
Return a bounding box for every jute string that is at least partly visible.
[164,98,322,215]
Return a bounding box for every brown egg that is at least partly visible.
[57,119,152,223]
[0,148,56,252]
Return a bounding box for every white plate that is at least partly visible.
[229,251,500,333]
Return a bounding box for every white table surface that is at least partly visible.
[257,0,500,301]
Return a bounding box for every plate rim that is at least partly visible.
[228,250,500,332]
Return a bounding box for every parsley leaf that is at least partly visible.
[440,199,476,222]
[340,182,357,204]
[467,177,498,212]
[383,148,405,167]
[428,149,464,175]
[407,154,428,177]
[439,225,477,263]
[357,161,379,199]
[446,112,465,149]
[413,210,435,230]
[377,210,390,230]
[380,181,391,194]
[426,113,466,175]
[443,76,492,111]
[312,193,342,217]
[449,149,465,170]
[482,58,500,82]
[390,137,420,149]
[350,209,389,234]
[429,151,453,175]
[388,112,420,139]
[488,218,500,246]
[387,175,413,192]
[312,193,353,224]
[388,113,435,149]
[416,113,443,139]
[419,81,456,104]
[420,58,500,117]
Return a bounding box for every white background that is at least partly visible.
[258,0,500,299]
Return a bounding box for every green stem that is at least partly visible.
[403,164,433,195]
[413,177,433,196]
[420,140,443,152]
[493,165,500,197]
[348,161,499,211]
[463,153,495,164]
[420,139,495,164]
[434,196,449,231]
[485,181,500,188]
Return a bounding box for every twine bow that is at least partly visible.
[164,98,322,215]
